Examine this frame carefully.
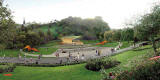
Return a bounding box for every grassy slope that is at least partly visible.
[39,40,60,47]
[95,42,119,47]
[0,49,19,57]
[28,47,58,55]
[82,40,119,47]
[0,45,152,80]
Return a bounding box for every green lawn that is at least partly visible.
[81,40,100,44]
[0,49,20,57]
[82,40,119,47]
[95,42,119,47]
[0,45,152,80]
[39,41,60,47]
[27,47,58,55]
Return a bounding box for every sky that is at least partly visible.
[5,0,159,29]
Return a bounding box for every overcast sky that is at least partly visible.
[5,0,159,29]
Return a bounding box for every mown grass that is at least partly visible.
[27,47,58,55]
[39,40,61,47]
[81,40,100,44]
[0,45,152,80]
[0,49,19,57]
[95,42,119,47]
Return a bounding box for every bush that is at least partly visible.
[0,63,16,73]
[85,58,120,71]
[116,60,160,80]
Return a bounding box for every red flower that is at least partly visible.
[3,74,12,76]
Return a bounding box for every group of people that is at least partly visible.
[111,42,122,53]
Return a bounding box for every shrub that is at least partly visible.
[116,60,160,80]
[85,58,120,71]
[0,63,16,73]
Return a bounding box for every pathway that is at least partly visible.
[0,42,143,64]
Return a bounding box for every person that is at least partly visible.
[60,59,62,64]
[68,52,72,62]
[18,53,21,60]
[69,52,71,58]
[46,48,48,51]
[77,52,80,60]
[96,50,98,56]
[24,53,26,61]
[38,54,41,60]
[81,54,85,60]
[98,50,101,56]
[3,54,5,59]
[57,53,59,58]
[30,58,33,63]
[111,48,114,53]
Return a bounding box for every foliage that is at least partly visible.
[0,0,16,49]
[0,63,16,73]
[57,16,110,40]
[116,59,160,80]
[104,28,134,42]
[85,58,120,71]
[0,46,151,80]
[134,4,160,55]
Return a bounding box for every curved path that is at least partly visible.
[0,42,143,64]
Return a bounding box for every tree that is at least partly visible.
[121,28,134,42]
[47,28,53,41]
[134,4,160,55]
[0,0,16,48]
[104,30,114,42]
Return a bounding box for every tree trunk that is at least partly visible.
[151,36,158,56]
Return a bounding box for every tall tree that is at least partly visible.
[134,4,160,55]
[0,0,16,48]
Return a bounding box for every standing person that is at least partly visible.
[3,54,5,59]
[98,50,101,56]
[57,53,59,58]
[96,50,98,56]
[111,48,114,53]
[38,54,41,60]
[81,53,85,60]
[18,53,21,60]
[30,58,33,63]
[68,52,72,62]
[24,53,26,61]
[60,59,62,64]
[77,52,80,60]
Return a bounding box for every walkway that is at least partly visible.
[0,42,143,64]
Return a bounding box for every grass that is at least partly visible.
[35,26,58,37]
[95,42,119,47]
[27,47,58,55]
[0,49,20,57]
[81,40,100,44]
[120,41,133,49]
[39,40,60,47]
[105,45,152,73]
[82,40,119,47]
[0,45,152,80]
